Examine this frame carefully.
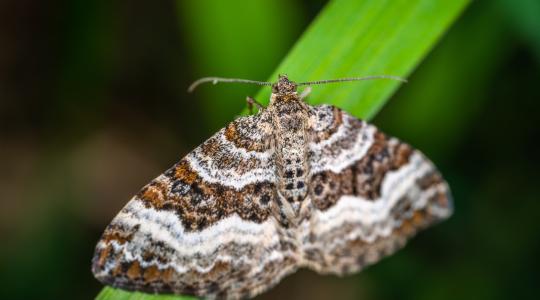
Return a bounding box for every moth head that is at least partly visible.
[272,74,297,95]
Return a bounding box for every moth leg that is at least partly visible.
[299,87,312,101]
[246,96,265,114]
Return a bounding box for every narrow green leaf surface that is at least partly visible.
[96,287,197,300]
[254,0,470,120]
[96,0,469,299]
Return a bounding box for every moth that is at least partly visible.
[92,75,453,299]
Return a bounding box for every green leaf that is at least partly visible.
[253,0,470,120]
[96,287,196,300]
[96,0,469,299]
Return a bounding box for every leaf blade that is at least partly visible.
[96,287,196,300]
[254,0,470,120]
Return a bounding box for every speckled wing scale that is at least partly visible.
[92,75,453,299]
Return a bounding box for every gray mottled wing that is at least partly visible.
[301,104,453,275]
[92,113,298,299]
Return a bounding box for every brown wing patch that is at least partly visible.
[224,114,271,152]
[135,159,275,231]
[353,131,412,200]
[310,130,414,210]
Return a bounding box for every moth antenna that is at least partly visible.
[296,75,407,86]
[188,77,272,93]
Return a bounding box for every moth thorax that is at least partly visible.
[273,106,310,215]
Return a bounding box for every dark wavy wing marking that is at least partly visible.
[302,105,453,274]
[92,113,299,299]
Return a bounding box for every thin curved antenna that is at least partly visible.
[188,77,272,93]
[296,75,407,86]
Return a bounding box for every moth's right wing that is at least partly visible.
[301,104,453,274]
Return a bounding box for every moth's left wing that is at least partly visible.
[92,113,298,299]
[301,104,453,274]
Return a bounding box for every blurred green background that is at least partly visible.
[1,0,539,299]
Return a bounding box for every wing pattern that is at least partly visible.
[92,113,299,299]
[300,105,452,274]
[92,103,452,299]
